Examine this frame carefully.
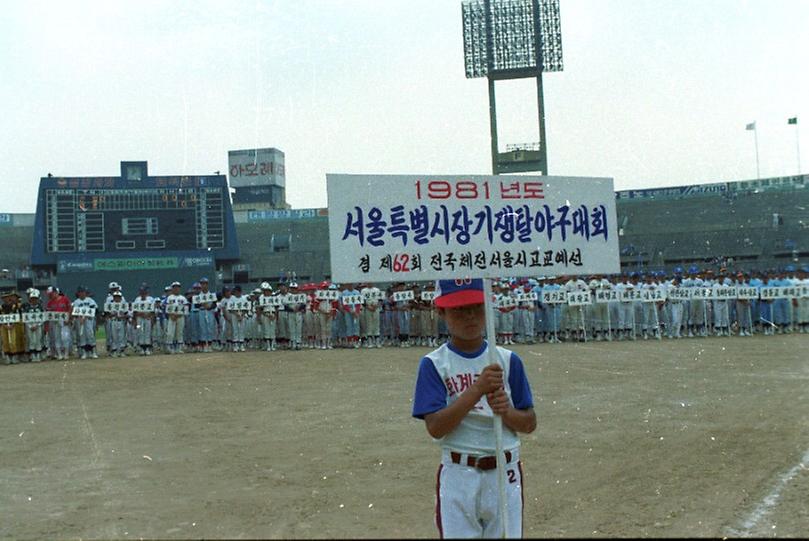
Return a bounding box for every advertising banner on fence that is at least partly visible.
[327,174,620,282]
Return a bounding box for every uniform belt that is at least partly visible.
[450,451,512,471]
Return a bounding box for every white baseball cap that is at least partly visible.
[260,282,272,290]
[29,289,41,299]
[109,281,120,289]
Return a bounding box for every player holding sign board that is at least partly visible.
[257,282,279,351]
[22,289,46,362]
[132,285,156,356]
[165,281,188,354]
[105,291,130,357]
[45,286,72,360]
[1,290,25,364]
[195,277,217,353]
[72,286,98,360]
[392,283,414,347]
[340,283,362,349]
[734,273,756,337]
[226,285,250,352]
[328,173,619,538]
[285,283,306,350]
[361,283,384,348]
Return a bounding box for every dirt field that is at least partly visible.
[1,335,808,539]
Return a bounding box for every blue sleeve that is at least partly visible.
[412,357,448,419]
[508,353,534,410]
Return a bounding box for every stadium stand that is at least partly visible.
[0,174,806,293]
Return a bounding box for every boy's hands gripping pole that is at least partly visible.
[476,364,510,415]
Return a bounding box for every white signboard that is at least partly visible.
[132,300,156,312]
[259,295,283,307]
[0,313,21,324]
[104,302,129,314]
[393,290,415,302]
[341,294,363,305]
[567,290,592,306]
[619,289,644,302]
[736,287,759,300]
[284,294,308,305]
[713,286,737,300]
[228,147,285,188]
[421,291,436,302]
[230,298,251,311]
[782,286,800,299]
[595,289,619,303]
[193,292,217,305]
[667,287,692,300]
[165,302,187,315]
[640,289,666,302]
[47,311,70,322]
[517,292,538,302]
[327,174,619,282]
[363,290,386,302]
[541,290,567,304]
[316,290,340,301]
[760,286,796,300]
[22,312,47,324]
[72,306,96,318]
[691,288,716,300]
[497,296,516,308]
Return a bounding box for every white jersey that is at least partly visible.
[413,342,532,455]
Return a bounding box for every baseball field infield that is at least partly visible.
[1,335,807,538]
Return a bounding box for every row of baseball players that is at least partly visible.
[2,267,807,363]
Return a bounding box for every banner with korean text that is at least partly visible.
[327,174,620,282]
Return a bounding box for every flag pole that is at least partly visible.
[754,124,761,179]
[794,121,802,174]
[483,277,508,538]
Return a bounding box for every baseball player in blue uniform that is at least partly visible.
[412,278,536,538]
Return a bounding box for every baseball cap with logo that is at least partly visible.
[434,278,485,308]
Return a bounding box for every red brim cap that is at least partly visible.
[434,278,485,308]
[434,290,485,308]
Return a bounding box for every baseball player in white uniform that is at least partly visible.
[164,281,188,354]
[412,278,535,538]
[360,283,382,348]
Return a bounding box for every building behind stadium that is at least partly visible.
[1,155,806,295]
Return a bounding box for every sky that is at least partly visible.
[1,0,807,213]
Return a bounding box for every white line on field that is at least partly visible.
[726,447,809,537]
[79,397,102,468]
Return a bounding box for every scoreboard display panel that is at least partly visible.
[31,164,239,266]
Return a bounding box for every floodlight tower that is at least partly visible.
[462,0,563,175]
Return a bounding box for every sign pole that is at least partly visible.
[483,277,508,538]
[748,304,753,335]
[579,306,587,343]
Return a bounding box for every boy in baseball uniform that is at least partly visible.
[412,278,536,538]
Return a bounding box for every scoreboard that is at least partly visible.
[31,162,240,266]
